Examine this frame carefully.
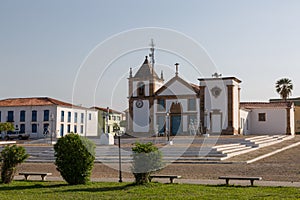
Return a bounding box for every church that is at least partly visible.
[127,45,295,136]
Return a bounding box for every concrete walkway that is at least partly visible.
[13,175,300,187]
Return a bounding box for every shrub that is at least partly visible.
[132,142,164,184]
[54,133,95,185]
[0,145,28,184]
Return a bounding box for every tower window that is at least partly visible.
[137,82,145,96]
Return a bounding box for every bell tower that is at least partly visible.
[128,40,164,135]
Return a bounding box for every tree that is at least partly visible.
[0,122,14,136]
[131,142,164,185]
[276,78,293,102]
[54,133,95,185]
[0,145,28,184]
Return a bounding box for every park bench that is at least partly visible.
[149,175,182,183]
[19,172,52,181]
[219,176,262,186]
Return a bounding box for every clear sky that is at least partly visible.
[1,0,300,111]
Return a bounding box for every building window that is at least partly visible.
[74,112,78,123]
[32,124,37,133]
[67,124,71,133]
[44,110,50,121]
[188,99,196,111]
[7,111,14,122]
[32,110,37,122]
[89,113,92,120]
[60,124,64,136]
[137,82,145,96]
[258,113,266,122]
[68,112,71,123]
[20,124,25,133]
[0,111,1,122]
[74,125,77,133]
[20,110,26,122]
[81,113,84,123]
[43,123,49,135]
[157,99,165,111]
[80,125,84,134]
[61,111,64,122]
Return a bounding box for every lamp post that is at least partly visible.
[166,110,170,142]
[116,131,123,182]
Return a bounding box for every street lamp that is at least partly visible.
[166,110,170,142]
[116,130,124,182]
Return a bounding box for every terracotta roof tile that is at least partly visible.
[240,102,293,109]
[92,107,124,114]
[0,97,79,108]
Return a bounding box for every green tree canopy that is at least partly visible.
[276,78,293,102]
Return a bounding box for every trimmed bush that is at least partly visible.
[0,145,28,184]
[132,142,164,184]
[54,133,95,185]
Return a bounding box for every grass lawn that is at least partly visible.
[1,181,300,200]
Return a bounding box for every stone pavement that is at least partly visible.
[13,175,300,187]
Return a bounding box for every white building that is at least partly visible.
[240,102,294,135]
[127,44,295,136]
[0,97,98,139]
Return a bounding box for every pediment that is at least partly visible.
[156,76,198,96]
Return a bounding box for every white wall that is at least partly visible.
[249,108,287,135]
[133,100,150,132]
[0,105,56,138]
[56,106,98,137]
[240,109,250,135]
[202,80,228,130]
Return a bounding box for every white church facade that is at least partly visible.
[127,48,295,136]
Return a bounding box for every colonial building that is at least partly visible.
[0,97,98,139]
[127,46,295,136]
[92,107,124,135]
[240,102,294,135]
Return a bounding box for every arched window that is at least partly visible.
[137,82,145,96]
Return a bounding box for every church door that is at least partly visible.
[171,115,182,135]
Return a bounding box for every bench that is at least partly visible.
[219,176,262,186]
[19,172,52,181]
[149,175,181,183]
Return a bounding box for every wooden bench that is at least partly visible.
[149,175,181,183]
[219,176,262,186]
[19,172,52,181]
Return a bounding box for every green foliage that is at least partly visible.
[54,133,95,185]
[112,123,120,132]
[276,78,293,101]
[0,145,28,184]
[132,142,164,185]
[0,122,14,132]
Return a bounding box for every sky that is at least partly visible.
[1,0,300,111]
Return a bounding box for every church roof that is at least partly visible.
[155,75,199,95]
[133,56,160,79]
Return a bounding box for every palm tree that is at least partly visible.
[275,78,293,102]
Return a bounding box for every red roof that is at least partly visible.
[0,97,79,108]
[92,107,124,115]
[240,102,293,109]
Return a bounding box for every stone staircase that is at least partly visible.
[212,135,294,161]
